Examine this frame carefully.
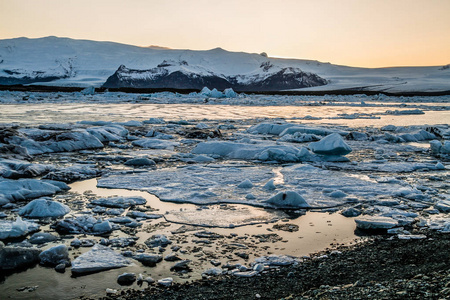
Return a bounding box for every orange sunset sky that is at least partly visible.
[1,0,449,68]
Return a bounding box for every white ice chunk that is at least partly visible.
[192,141,312,162]
[132,138,179,150]
[71,244,132,275]
[355,216,398,230]
[86,125,128,142]
[254,255,300,266]
[0,217,39,239]
[263,191,310,208]
[237,179,253,189]
[309,133,352,156]
[0,179,67,204]
[435,200,450,213]
[39,244,69,266]
[19,198,70,218]
[91,196,147,208]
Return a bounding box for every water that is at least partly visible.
[1,103,448,127]
[0,179,358,300]
[0,96,448,299]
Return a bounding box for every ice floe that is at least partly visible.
[0,159,54,179]
[91,196,147,208]
[52,216,113,235]
[39,244,70,266]
[192,141,312,162]
[0,179,69,205]
[42,164,101,183]
[308,133,352,156]
[71,244,132,275]
[263,191,310,208]
[0,217,40,240]
[132,138,180,150]
[355,216,399,230]
[19,197,70,218]
[164,206,287,228]
[9,129,104,155]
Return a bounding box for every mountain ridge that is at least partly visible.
[0,36,449,92]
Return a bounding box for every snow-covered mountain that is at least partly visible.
[103,63,327,91]
[0,36,449,93]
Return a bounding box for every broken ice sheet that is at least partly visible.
[280,164,413,206]
[97,161,417,209]
[98,164,276,205]
[165,206,287,228]
[71,244,132,275]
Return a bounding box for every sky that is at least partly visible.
[0,0,449,68]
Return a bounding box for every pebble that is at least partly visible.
[117,273,136,285]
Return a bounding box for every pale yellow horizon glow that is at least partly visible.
[1,0,449,68]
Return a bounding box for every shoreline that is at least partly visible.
[1,84,450,97]
[92,231,450,300]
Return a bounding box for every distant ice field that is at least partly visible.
[0,91,448,127]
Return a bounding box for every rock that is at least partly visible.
[210,260,222,266]
[263,191,309,208]
[124,158,156,167]
[55,263,66,273]
[0,244,41,270]
[309,133,352,156]
[157,277,173,287]
[145,234,172,248]
[71,244,131,275]
[170,260,191,272]
[236,252,249,259]
[133,253,162,267]
[117,273,136,285]
[39,244,70,266]
[164,253,181,261]
[355,216,398,230]
[19,198,70,218]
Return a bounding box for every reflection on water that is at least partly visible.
[1,103,449,127]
